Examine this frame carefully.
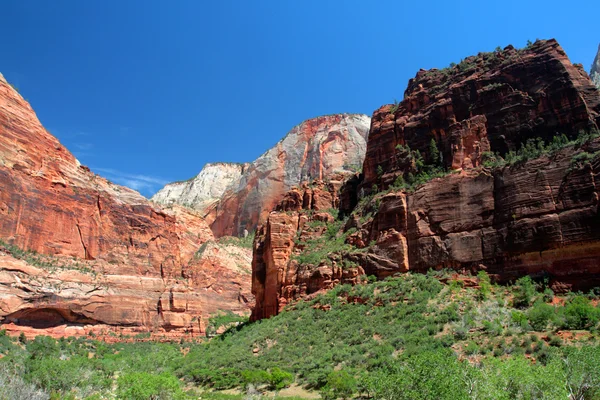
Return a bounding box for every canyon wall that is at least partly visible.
[362,39,600,191]
[252,39,600,320]
[153,114,371,237]
[0,73,251,338]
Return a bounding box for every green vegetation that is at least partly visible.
[1,273,600,398]
[217,231,255,249]
[482,130,600,169]
[389,98,400,114]
[420,42,540,96]
[293,217,361,267]
[206,311,248,336]
[389,141,450,192]
[0,239,97,275]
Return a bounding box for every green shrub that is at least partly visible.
[511,310,529,330]
[548,335,562,347]
[561,296,600,330]
[513,276,536,308]
[527,301,555,331]
[241,369,270,388]
[206,311,247,336]
[320,370,356,400]
[477,271,492,300]
[464,341,479,356]
[268,367,293,390]
[116,372,184,400]
[453,326,468,340]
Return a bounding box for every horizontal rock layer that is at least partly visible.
[0,74,252,337]
[363,39,600,191]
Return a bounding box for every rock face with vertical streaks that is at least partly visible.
[0,73,252,338]
[251,39,600,320]
[362,39,600,191]
[153,114,371,237]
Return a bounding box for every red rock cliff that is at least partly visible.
[0,73,251,338]
[251,39,600,320]
[153,114,371,237]
[363,39,600,191]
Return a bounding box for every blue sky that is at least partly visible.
[1,1,598,196]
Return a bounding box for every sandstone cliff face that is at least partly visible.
[592,43,600,89]
[362,39,600,191]
[251,180,364,320]
[152,163,248,211]
[251,39,600,320]
[0,74,251,338]
[154,114,371,237]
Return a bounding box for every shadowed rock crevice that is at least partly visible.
[4,307,100,329]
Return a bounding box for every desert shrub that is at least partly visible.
[116,372,184,400]
[527,300,556,331]
[511,310,530,330]
[267,367,293,390]
[464,341,479,356]
[477,271,492,300]
[206,311,247,336]
[25,355,110,396]
[240,369,270,388]
[0,364,48,400]
[320,370,357,400]
[560,295,600,330]
[513,276,536,308]
[558,346,600,399]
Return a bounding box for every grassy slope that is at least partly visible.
[1,272,600,399]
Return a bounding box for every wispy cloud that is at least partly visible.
[92,167,169,196]
[73,142,93,150]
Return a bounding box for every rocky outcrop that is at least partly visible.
[153,114,371,237]
[362,39,600,191]
[0,74,251,338]
[152,163,248,211]
[252,39,600,320]
[251,181,364,320]
[592,43,600,89]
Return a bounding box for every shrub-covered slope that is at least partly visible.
[2,273,600,399]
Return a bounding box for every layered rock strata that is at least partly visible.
[0,74,251,337]
[252,39,600,320]
[362,39,600,191]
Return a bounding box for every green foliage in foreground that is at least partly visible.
[1,273,600,399]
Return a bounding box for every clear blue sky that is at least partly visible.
[1,1,598,196]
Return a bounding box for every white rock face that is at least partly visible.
[153,113,371,236]
[592,44,600,89]
[152,162,247,212]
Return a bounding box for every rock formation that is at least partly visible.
[362,39,600,190]
[153,114,371,237]
[592,43,600,89]
[0,74,252,338]
[152,163,248,211]
[252,39,600,320]
[251,180,364,320]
